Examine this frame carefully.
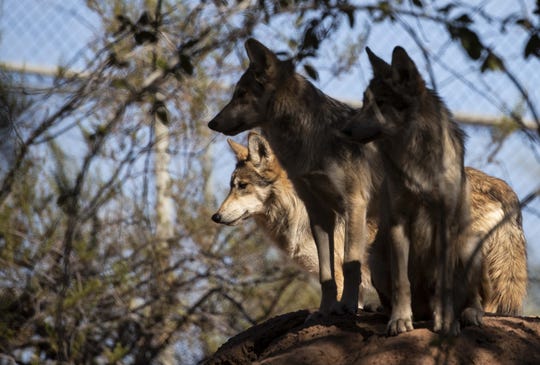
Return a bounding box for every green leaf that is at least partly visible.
[454,13,473,25]
[448,25,484,60]
[515,18,533,30]
[378,1,392,16]
[524,33,540,59]
[303,63,319,81]
[481,51,504,73]
[110,78,130,90]
[156,57,168,70]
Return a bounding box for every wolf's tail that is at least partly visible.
[482,207,528,315]
[479,193,527,315]
[466,167,527,315]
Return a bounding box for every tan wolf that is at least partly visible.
[345,46,485,335]
[212,133,527,317]
[208,39,384,315]
[466,167,527,315]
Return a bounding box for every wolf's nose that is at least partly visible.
[208,120,217,130]
[211,213,222,223]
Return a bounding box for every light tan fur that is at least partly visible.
[467,167,527,314]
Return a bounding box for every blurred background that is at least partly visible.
[0,0,539,364]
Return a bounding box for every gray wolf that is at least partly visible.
[345,46,484,335]
[212,133,527,317]
[208,39,384,315]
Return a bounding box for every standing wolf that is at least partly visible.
[211,132,379,308]
[212,133,527,316]
[345,47,484,335]
[208,39,383,315]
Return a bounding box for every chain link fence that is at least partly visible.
[1,0,539,315]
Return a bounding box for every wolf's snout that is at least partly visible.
[211,213,222,223]
[208,119,218,130]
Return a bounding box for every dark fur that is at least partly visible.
[209,39,383,315]
[346,47,484,335]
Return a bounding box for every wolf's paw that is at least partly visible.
[436,320,461,336]
[387,317,414,336]
[330,301,357,316]
[434,315,461,336]
[304,311,327,325]
[387,305,413,336]
[319,280,338,314]
[461,307,484,327]
[363,303,384,313]
[318,297,338,317]
[433,302,461,336]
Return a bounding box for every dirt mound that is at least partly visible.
[204,310,540,365]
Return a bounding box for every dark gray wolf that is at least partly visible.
[208,39,384,315]
[212,133,527,317]
[345,46,484,335]
[211,132,380,308]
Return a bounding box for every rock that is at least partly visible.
[204,310,540,365]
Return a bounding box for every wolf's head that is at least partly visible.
[212,132,282,225]
[207,39,294,135]
[344,46,428,142]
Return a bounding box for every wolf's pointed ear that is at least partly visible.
[227,138,249,162]
[247,131,273,167]
[390,46,425,93]
[366,47,391,78]
[245,38,280,80]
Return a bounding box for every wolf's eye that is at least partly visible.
[238,182,248,190]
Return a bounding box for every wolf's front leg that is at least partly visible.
[458,227,484,328]
[296,181,338,316]
[433,222,460,335]
[311,221,338,314]
[332,199,368,314]
[388,222,414,336]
